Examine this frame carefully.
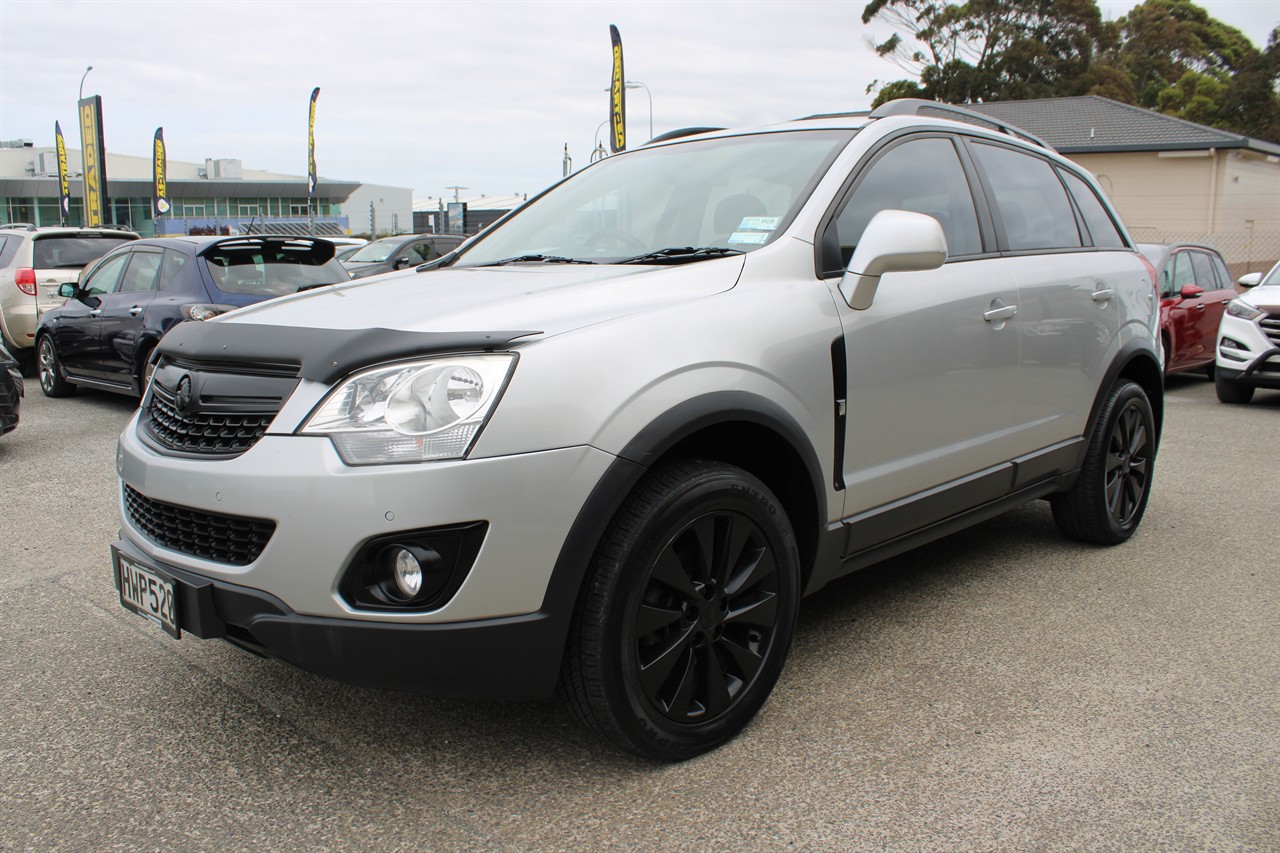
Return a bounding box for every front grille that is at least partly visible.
[1261,312,1280,347]
[124,484,275,566]
[144,382,275,456]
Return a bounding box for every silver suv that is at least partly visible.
[111,100,1163,761]
[0,225,139,360]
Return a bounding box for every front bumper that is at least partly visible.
[111,536,569,699]
[115,412,620,695]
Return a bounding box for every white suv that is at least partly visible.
[0,225,138,360]
[1215,262,1280,403]
[110,100,1163,760]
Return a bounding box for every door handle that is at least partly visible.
[89,309,102,318]
[983,301,1018,323]
[129,306,143,316]
[1091,286,1114,302]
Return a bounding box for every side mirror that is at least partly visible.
[57,283,77,299]
[839,210,948,310]
[1237,272,1262,289]
[1179,284,1204,299]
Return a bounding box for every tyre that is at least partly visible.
[36,335,76,398]
[561,459,801,761]
[136,346,157,397]
[1052,380,1154,545]
[1214,372,1253,404]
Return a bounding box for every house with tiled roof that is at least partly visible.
[966,96,1279,275]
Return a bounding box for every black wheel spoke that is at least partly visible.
[714,516,753,588]
[638,623,697,698]
[717,634,765,683]
[699,646,732,718]
[727,591,778,628]
[725,545,774,598]
[635,602,683,638]
[649,549,699,601]
[660,648,699,719]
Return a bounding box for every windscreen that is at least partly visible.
[201,237,349,296]
[455,130,853,265]
[345,240,399,263]
[33,234,136,269]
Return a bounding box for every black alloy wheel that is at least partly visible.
[1052,380,1155,544]
[562,459,800,761]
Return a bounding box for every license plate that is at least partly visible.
[115,554,180,638]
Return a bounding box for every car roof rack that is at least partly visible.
[868,99,1055,151]
[645,127,725,145]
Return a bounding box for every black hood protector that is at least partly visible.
[157,322,541,384]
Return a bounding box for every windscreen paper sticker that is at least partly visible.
[727,215,779,245]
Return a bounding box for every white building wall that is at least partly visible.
[342,183,413,237]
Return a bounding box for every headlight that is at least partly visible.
[1225,299,1265,322]
[300,353,516,465]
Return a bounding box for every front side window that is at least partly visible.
[972,142,1082,252]
[831,136,982,266]
[83,252,130,296]
[1170,252,1197,291]
[456,130,852,266]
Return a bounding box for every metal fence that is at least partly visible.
[1127,227,1279,280]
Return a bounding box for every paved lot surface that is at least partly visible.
[0,375,1276,850]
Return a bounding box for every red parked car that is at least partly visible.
[1139,243,1237,377]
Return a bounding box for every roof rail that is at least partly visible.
[869,99,1056,151]
[645,126,725,145]
[0,222,38,231]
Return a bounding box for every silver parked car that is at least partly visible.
[111,100,1163,761]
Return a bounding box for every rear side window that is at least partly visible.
[159,250,189,290]
[32,235,136,270]
[972,143,1082,252]
[202,239,348,296]
[1059,170,1126,248]
[831,136,982,265]
[120,252,163,293]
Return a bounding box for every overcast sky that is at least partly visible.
[1,0,1276,204]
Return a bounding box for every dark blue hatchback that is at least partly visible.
[35,235,349,398]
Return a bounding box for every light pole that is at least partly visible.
[78,66,93,101]
[600,79,654,143]
[624,81,653,141]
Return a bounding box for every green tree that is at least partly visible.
[861,0,1111,103]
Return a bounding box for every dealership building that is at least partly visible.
[0,138,411,238]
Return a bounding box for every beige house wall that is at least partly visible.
[1068,150,1280,274]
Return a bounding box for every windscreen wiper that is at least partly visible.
[475,254,597,267]
[616,246,746,265]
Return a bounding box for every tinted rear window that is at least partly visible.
[32,235,136,269]
[201,238,349,296]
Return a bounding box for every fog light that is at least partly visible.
[389,547,424,597]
